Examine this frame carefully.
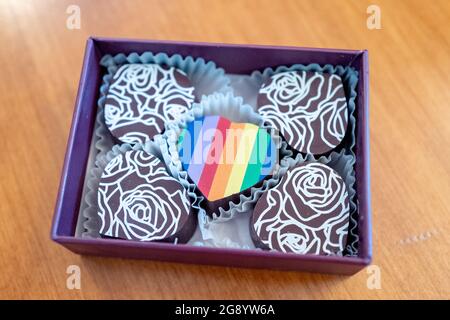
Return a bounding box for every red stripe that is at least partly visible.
[198,117,231,198]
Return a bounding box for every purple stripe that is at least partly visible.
[187,116,220,183]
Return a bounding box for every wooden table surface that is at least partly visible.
[0,0,449,300]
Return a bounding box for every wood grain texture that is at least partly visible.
[0,0,449,299]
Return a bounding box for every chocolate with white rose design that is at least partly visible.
[251,162,350,255]
[97,150,196,243]
[257,71,348,155]
[104,64,195,144]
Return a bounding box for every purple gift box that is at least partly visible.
[51,37,371,275]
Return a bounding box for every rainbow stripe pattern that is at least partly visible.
[178,115,275,201]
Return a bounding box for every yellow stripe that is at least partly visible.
[224,123,259,196]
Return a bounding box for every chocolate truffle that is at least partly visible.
[251,162,350,255]
[257,71,348,155]
[177,115,276,214]
[104,64,195,144]
[97,150,196,243]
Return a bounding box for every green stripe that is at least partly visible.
[240,129,270,191]
[178,129,186,147]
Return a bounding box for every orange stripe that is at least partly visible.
[207,122,244,201]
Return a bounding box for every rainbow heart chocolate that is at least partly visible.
[178,115,276,201]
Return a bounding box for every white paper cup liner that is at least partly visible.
[100,51,232,101]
